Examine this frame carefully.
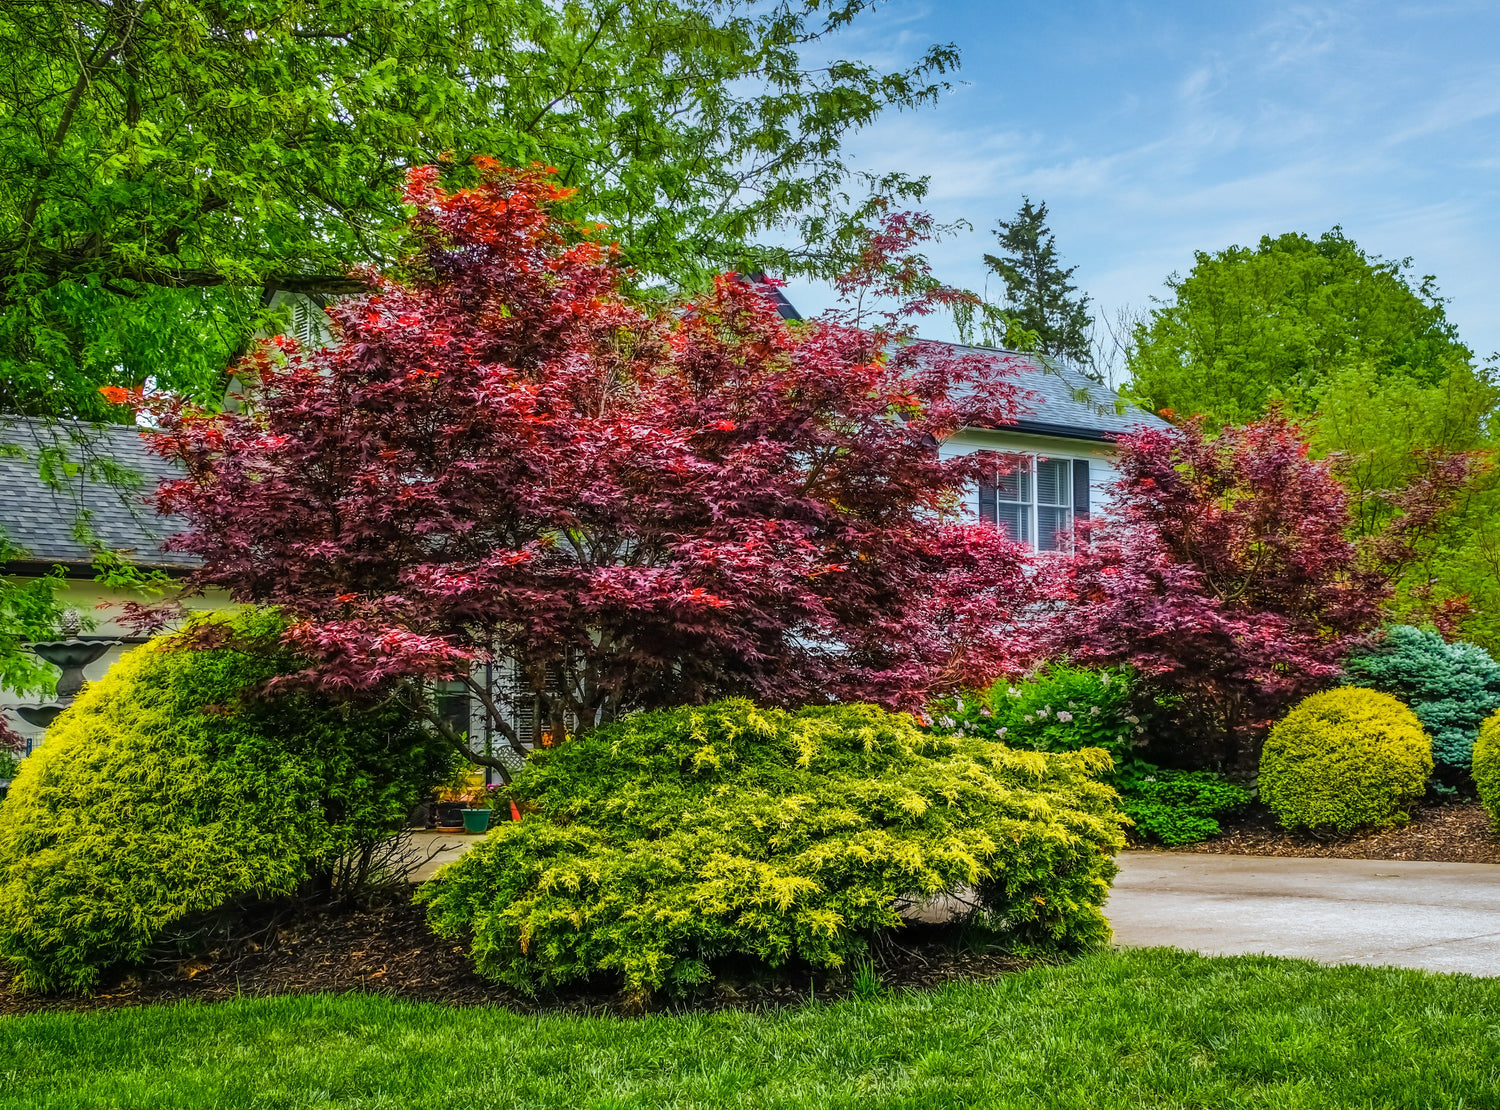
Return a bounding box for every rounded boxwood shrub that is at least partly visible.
[0,609,453,994]
[1342,625,1500,770]
[1473,709,1500,828]
[1259,687,1432,833]
[418,699,1126,1000]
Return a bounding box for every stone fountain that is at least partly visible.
[12,610,120,737]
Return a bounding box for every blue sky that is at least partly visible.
[782,1,1500,373]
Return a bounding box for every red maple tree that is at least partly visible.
[139,162,1036,775]
[1035,411,1477,768]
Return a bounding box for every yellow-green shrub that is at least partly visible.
[1473,709,1500,829]
[1259,687,1432,832]
[419,699,1127,1000]
[0,609,452,994]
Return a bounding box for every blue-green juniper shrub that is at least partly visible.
[1342,624,1500,771]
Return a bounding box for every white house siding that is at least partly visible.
[0,579,232,754]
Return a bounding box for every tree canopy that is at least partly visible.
[1033,412,1474,770]
[2,0,958,420]
[1125,228,1500,647]
[981,197,1093,371]
[1126,229,1473,428]
[135,163,1037,777]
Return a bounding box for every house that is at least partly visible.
[0,416,227,753]
[0,344,1165,755]
[930,341,1170,550]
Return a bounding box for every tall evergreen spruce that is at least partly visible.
[983,199,1095,374]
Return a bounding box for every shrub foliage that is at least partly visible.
[0,609,451,994]
[930,665,1141,768]
[1473,709,1500,829]
[1259,687,1432,833]
[1342,625,1500,770]
[931,668,1245,846]
[418,699,1126,999]
[1033,413,1473,771]
[1115,766,1251,846]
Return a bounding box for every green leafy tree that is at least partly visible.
[1310,361,1500,645]
[1127,229,1473,427]
[1127,229,1499,646]
[982,198,1093,370]
[1,0,959,420]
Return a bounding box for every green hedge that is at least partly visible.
[1342,625,1500,770]
[419,699,1126,1000]
[1259,687,1432,833]
[1116,766,1251,846]
[0,609,452,994]
[1473,709,1500,829]
[932,669,1246,846]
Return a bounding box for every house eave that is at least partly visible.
[2,558,197,581]
[963,419,1120,444]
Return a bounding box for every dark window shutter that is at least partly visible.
[977,452,998,523]
[1072,458,1091,520]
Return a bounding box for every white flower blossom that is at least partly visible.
[1125,715,1140,725]
[1090,706,1100,716]
[980,706,993,718]
[997,727,1008,738]
[1056,711,1074,723]
[1100,674,1111,686]
[1023,714,1034,723]
[938,716,955,729]
[1135,725,1145,734]
[1007,686,1020,698]
[1068,701,1078,709]
[1038,706,1051,717]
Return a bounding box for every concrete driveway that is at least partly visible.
[1108,851,1500,976]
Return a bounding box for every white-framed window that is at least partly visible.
[977,452,1089,551]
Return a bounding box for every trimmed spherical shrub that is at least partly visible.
[1259,687,1432,833]
[1342,625,1500,770]
[418,699,1126,1000]
[0,609,453,994]
[1473,709,1500,829]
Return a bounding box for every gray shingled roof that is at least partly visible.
[929,340,1171,441]
[0,416,192,571]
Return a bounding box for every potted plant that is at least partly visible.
[461,803,492,834]
[433,766,483,833]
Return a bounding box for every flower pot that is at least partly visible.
[461,808,492,834]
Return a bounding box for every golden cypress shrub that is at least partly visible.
[1473,709,1500,829]
[0,610,452,994]
[1260,687,1431,833]
[419,699,1127,1000]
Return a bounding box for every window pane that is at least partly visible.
[1037,505,1071,551]
[996,454,1031,503]
[1037,457,1070,506]
[997,502,1030,544]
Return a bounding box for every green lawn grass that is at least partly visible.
[3,948,1497,1109]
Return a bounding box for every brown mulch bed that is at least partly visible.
[1152,800,1500,864]
[0,890,1030,1019]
